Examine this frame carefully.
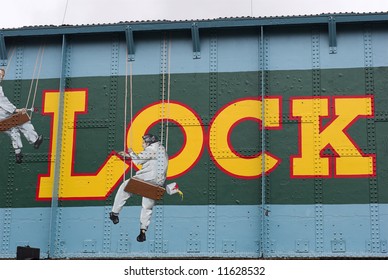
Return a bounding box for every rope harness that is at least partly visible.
[0,45,45,131]
[122,34,183,200]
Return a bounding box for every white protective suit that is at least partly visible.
[0,85,39,154]
[112,141,168,230]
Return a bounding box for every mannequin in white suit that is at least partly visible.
[110,134,168,242]
[0,68,43,163]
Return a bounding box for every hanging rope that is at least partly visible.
[163,35,184,200]
[31,46,45,119]
[25,45,45,119]
[123,49,134,183]
[0,45,44,132]
[5,47,16,73]
[129,60,133,178]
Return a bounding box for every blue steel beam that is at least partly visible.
[0,33,7,65]
[125,26,135,61]
[1,13,388,38]
[48,34,68,258]
[191,22,201,59]
[328,16,337,54]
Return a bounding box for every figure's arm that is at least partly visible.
[129,147,156,165]
[0,96,17,114]
[15,108,27,114]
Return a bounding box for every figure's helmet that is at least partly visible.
[142,134,158,145]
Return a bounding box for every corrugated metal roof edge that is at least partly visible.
[1,12,388,37]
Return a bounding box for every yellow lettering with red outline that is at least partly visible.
[291,96,375,177]
[209,97,282,178]
[36,90,376,200]
[37,90,129,200]
[128,101,204,179]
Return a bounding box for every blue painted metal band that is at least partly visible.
[1,204,388,258]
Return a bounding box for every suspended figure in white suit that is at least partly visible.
[0,69,43,163]
[110,134,168,242]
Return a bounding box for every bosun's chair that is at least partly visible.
[124,178,165,200]
[0,111,30,132]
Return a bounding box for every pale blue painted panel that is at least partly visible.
[266,205,316,256]
[1,204,388,258]
[56,205,260,257]
[4,42,62,80]
[268,31,313,71]
[56,206,107,255]
[168,35,211,75]
[322,204,371,256]
[162,205,209,255]
[379,204,388,248]
[4,29,388,81]
[116,37,168,77]
[320,30,365,70]
[0,208,4,253]
[69,37,116,78]
[217,32,259,73]
[266,204,388,257]
[372,29,388,67]
[214,205,261,255]
[7,208,50,258]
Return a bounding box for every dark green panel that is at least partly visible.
[73,127,110,173]
[322,178,371,204]
[267,123,315,204]
[2,68,388,208]
[373,67,388,113]
[376,121,388,203]
[320,68,366,95]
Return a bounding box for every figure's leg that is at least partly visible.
[5,127,23,152]
[110,179,131,224]
[18,121,42,148]
[137,197,156,242]
[140,197,156,230]
[5,128,23,163]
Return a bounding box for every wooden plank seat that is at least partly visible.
[0,112,30,132]
[124,177,165,200]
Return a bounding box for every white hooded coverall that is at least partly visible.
[112,141,168,230]
[0,85,39,154]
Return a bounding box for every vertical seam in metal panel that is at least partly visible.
[1,44,23,256]
[312,27,324,254]
[259,25,265,258]
[154,31,168,254]
[264,31,271,258]
[208,30,218,255]
[103,34,120,254]
[259,26,270,257]
[364,25,380,254]
[49,35,69,258]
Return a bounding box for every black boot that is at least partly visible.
[136,229,146,242]
[34,135,43,149]
[15,153,23,164]
[109,212,119,224]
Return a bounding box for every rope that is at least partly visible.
[123,49,134,183]
[25,45,45,119]
[5,47,16,73]
[30,45,45,119]
[129,61,133,178]
[25,46,42,109]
